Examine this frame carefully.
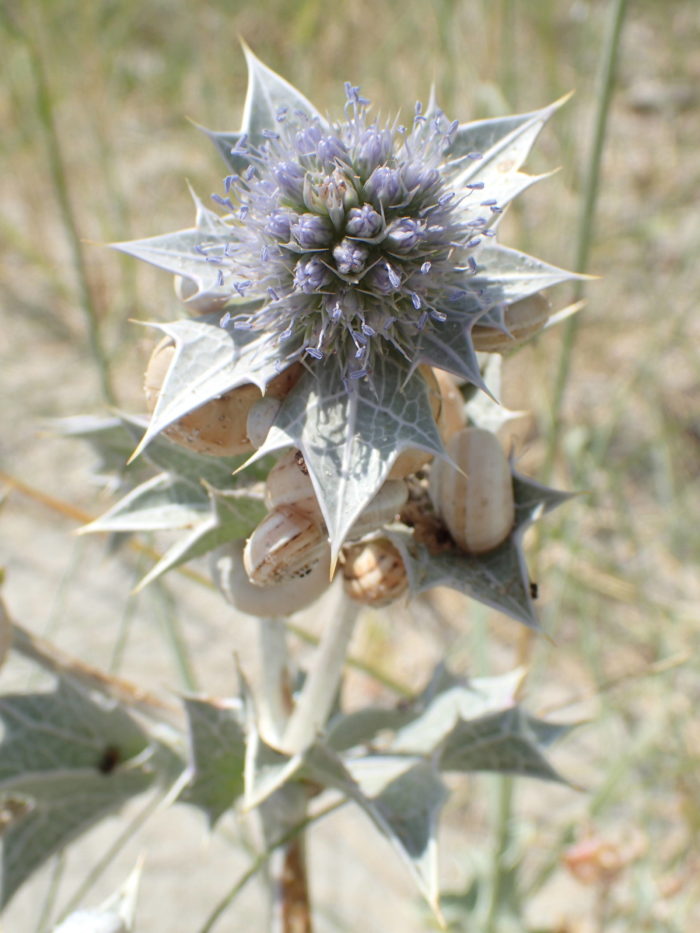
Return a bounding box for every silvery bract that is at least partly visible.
[106,47,575,616]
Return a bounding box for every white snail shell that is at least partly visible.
[264,449,322,520]
[432,368,467,444]
[342,539,408,607]
[243,505,329,586]
[471,293,551,353]
[144,339,301,457]
[173,274,229,314]
[347,479,408,540]
[211,540,331,617]
[429,427,515,554]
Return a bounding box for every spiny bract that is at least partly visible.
[114,46,576,561]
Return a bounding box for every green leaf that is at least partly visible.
[195,124,250,174]
[416,311,489,390]
[80,473,210,534]
[53,415,151,487]
[0,679,157,907]
[131,317,299,460]
[439,707,568,783]
[112,226,235,300]
[388,471,572,627]
[447,97,568,186]
[341,753,447,917]
[445,101,563,165]
[326,706,417,752]
[239,44,327,149]
[389,670,525,755]
[249,354,444,560]
[471,243,579,306]
[136,484,266,589]
[177,697,247,826]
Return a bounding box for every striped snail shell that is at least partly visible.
[429,427,515,554]
[342,538,408,607]
[212,540,331,617]
[471,293,551,353]
[243,505,329,587]
[264,449,322,520]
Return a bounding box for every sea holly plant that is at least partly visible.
[1,48,583,931]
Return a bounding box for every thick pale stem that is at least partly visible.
[256,618,292,746]
[281,589,360,754]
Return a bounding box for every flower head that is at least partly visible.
[203,84,508,381]
[114,47,576,559]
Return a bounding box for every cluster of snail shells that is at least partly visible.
[429,426,515,554]
[143,336,301,457]
[471,293,551,353]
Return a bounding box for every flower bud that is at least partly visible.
[384,218,423,254]
[345,203,384,239]
[355,126,393,177]
[364,166,403,208]
[290,213,334,249]
[265,210,295,241]
[294,256,333,293]
[274,161,306,202]
[332,238,370,276]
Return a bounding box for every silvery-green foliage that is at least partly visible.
[113,47,576,564]
[0,678,169,908]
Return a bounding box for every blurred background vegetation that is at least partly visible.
[1,1,699,930]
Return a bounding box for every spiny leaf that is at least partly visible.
[390,669,525,755]
[389,471,572,627]
[248,354,444,561]
[131,317,300,460]
[79,473,210,534]
[111,225,235,300]
[439,706,569,783]
[177,697,247,826]
[0,679,158,908]
[471,243,581,306]
[447,96,570,185]
[415,311,489,389]
[239,44,327,148]
[135,485,266,590]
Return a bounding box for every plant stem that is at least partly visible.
[22,23,117,406]
[281,589,360,754]
[543,0,628,481]
[484,775,518,932]
[257,618,292,745]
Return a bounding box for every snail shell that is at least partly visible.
[173,275,229,314]
[429,427,514,554]
[388,365,442,479]
[471,293,551,353]
[243,505,329,586]
[347,479,408,540]
[342,539,408,607]
[144,338,300,457]
[211,540,331,617]
[432,368,467,444]
[265,449,322,520]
